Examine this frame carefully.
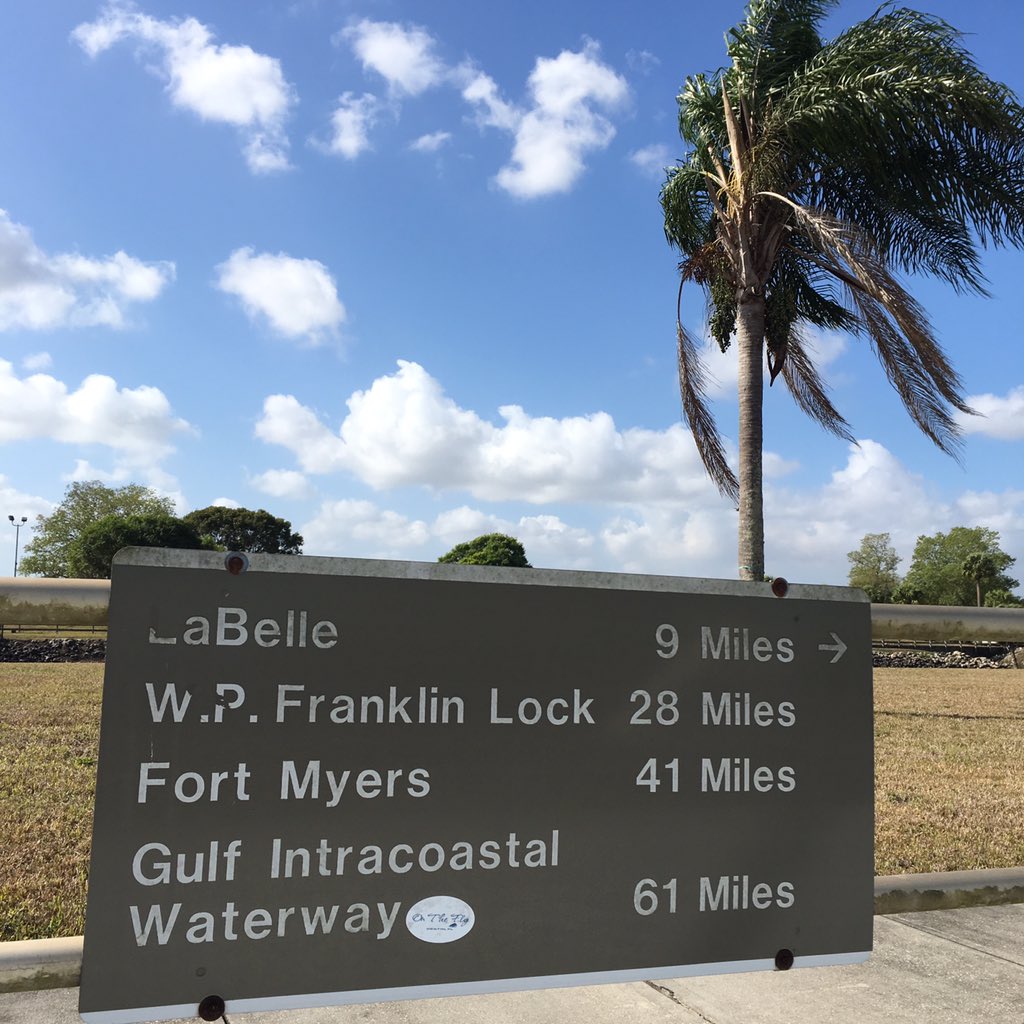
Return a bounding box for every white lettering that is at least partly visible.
[216,608,248,646]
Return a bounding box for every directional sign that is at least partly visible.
[817,632,848,664]
[79,549,874,1023]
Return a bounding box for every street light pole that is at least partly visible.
[8,515,27,576]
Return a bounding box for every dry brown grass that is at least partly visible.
[874,667,1024,875]
[0,663,101,941]
[1,664,1022,939]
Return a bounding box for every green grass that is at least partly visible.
[1,664,1022,939]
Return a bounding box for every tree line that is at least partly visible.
[847,528,1020,607]
[17,482,533,579]
[19,482,303,579]
[22,482,1019,609]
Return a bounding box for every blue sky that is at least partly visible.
[1,0,1022,589]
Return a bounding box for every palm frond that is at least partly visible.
[766,7,1024,286]
[776,199,972,454]
[677,74,727,154]
[676,309,739,502]
[778,326,855,441]
[661,163,718,253]
[785,252,859,332]
[726,0,835,104]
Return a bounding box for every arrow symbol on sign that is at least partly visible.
[818,632,847,664]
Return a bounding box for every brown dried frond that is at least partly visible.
[780,327,855,442]
[850,294,964,456]
[677,317,739,502]
[771,199,973,456]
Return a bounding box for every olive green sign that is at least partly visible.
[80,549,873,1022]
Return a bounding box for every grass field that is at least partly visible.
[1,664,1023,940]
[0,663,101,942]
[874,668,1024,875]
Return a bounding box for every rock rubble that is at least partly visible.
[0,639,1020,667]
[872,648,1021,669]
[0,637,106,662]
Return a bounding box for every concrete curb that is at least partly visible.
[873,866,1024,914]
[0,936,82,993]
[3,869,1023,995]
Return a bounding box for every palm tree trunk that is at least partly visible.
[736,295,766,581]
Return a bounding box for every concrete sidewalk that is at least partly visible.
[3,904,1023,1024]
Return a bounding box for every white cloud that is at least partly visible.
[256,360,721,504]
[54,249,168,300]
[0,361,191,495]
[747,439,943,583]
[460,70,520,132]
[511,514,596,567]
[260,362,979,584]
[0,210,173,331]
[72,3,295,173]
[287,433,1022,587]
[212,496,241,509]
[953,489,1024,566]
[341,19,446,97]
[601,506,731,577]
[956,385,1024,440]
[252,360,1021,585]
[250,468,313,500]
[60,459,187,511]
[0,475,52,535]
[322,92,380,159]
[215,248,346,342]
[302,499,431,556]
[625,49,660,74]
[0,359,191,457]
[463,41,629,198]
[586,440,946,582]
[429,505,594,566]
[629,143,671,177]
[21,352,52,371]
[410,130,452,153]
[301,498,594,566]
[331,22,626,195]
[763,452,800,478]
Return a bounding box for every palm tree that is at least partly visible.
[661,0,1024,581]
[961,551,998,607]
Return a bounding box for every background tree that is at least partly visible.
[19,481,175,578]
[891,582,924,606]
[69,513,207,579]
[438,534,531,568]
[983,589,1024,609]
[661,0,1024,580]
[961,551,999,607]
[182,506,303,554]
[901,527,1017,606]
[847,532,901,602]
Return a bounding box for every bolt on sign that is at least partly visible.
[79,549,873,1023]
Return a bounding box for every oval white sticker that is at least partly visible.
[405,895,475,944]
